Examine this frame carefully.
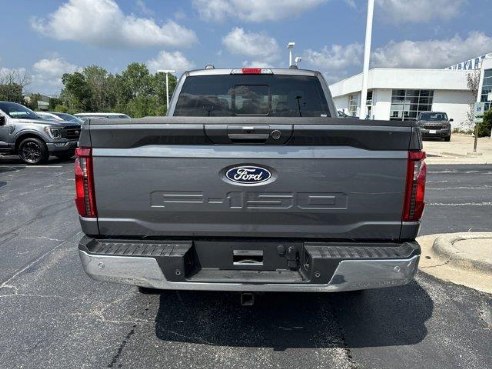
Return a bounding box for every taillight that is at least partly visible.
[402,151,427,221]
[74,147,97,218]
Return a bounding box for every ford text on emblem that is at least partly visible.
[225,165,272,185]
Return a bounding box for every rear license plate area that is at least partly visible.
[193,240,301,271]
[233,250,263,266]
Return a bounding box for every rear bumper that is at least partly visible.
[78,237,420,292]
[420,127,451,138]
[46,140,78,153]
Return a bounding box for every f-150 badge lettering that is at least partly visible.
[225,165,272,185]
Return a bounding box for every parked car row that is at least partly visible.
[36,111,84,124]
[0,102,81,164]
[0,101,131,164]
[74,112,131,121]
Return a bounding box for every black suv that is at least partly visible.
[417,111,452,141]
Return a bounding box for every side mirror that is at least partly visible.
[0,115,5,126]
[449,118,454,122]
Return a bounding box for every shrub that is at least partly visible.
[477,109,492,137]
[54,104,69,113]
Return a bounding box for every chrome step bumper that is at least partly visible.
[79,238,420,292]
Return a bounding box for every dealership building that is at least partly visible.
[329,53,492,128]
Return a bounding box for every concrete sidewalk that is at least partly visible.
[424,134,492,164]
[418,232,492,294]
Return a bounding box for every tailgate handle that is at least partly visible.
[228,133,270,141]
[227,125,270,143]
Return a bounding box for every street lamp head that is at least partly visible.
[157,69,176,74]
[287,42,295,49]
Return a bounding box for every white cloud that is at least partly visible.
[303,43,363,70]
[31,57,80,94]
[136,0,154,17]
[193,0,326,22]
[323,71,351,85]
[242,61,274,68]
[376,0,464,23]
[33,58,79,77]
[344,0,356,9]
[222,28,280,64]
[32,0,197,48]
[372,32,492,68]
[147,51,195,74]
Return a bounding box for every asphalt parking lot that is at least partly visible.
[0,156,491,369]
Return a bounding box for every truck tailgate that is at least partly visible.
[86,118,418,240]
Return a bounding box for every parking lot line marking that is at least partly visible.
[428,202,492,206]
[0,165,65,168]
[0,231,82,288]
[427,185,492,190]
[26,165,64,168]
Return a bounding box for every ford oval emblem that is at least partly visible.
[225,165,272,185]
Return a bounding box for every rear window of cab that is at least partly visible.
[174,75,330,117]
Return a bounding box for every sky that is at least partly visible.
[1,0,492,96]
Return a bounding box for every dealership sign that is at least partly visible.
[446,53,492,71]
[474,102,485,123]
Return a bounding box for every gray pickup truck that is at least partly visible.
[0,101,80,164]
[417,111,452,141]
[76,67,426,296]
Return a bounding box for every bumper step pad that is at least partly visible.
[88,240,192,257]
[304,242,417,259]
[84,239,194,282]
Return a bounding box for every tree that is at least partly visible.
[116,63,167,117]
[466,70,482,151]
[58,62,177,117]
[25,93,43,110]
[0,69,31,103]
[465,70,481,130]
[83,65,115,112]
[49,97,63,110]
[478,108,492,137]
[0,83,23,103]
[61,72,92,112]
[121,63,154,98]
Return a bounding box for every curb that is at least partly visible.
[440,151,469,158]
[432,233,492,275]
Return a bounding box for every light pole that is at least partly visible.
[287,42,295,67]
[157,69,176,110]
[359,0,374,120]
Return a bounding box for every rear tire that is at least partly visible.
[18,137,49,165]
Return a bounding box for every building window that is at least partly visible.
[366,90,373,106]
[480,69,492,112]
[390,90,434,121]
[348,94,358,116]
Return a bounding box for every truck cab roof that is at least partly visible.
[184,68,321,77]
